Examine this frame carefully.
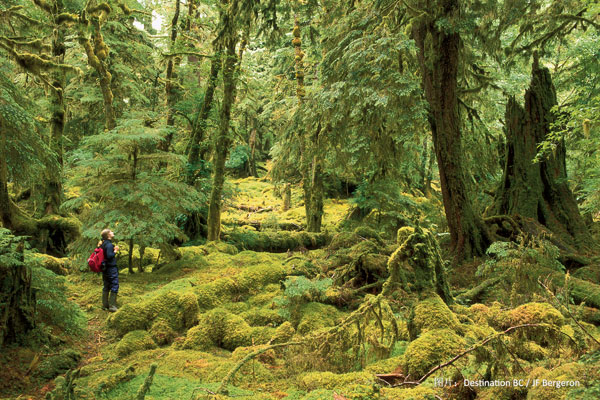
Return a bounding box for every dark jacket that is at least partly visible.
[102,239,117,268]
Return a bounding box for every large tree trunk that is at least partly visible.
[292,16,324,232]
[161,0,181,153]
[489,61,593,250]
[0,123,10,228]
[206,38,238,241]
[412,2,491,261]
[0,240,36,347]
[307,130,324,233]
[43,6,67,216]
[186,53,221,185]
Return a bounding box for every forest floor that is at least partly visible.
[4,176,600,400]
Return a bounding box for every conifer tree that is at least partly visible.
[64,114,203,271]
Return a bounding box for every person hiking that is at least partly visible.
[99,229,120,312]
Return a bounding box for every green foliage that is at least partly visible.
[30,260,87,336]
[274,276,332,320]
[1,229,85,338]
[64,112,204,255]
[0,68,57,184]
[225,144,251,172]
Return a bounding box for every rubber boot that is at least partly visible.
[108,291,118,312]
[102,291,109,310]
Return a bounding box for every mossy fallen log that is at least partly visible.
[455,275,505,304]
[225,230,330,252]
[535,267,600,310]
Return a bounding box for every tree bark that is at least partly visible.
[0,121,10,228]
[412,3,491,261]
[292,16,324,232]
[0,240,36,347]
[489,61,593,250]
[161,0,181,153]
[206,37,238,241]
[186,53,221,185]
[79,17,115,131]
[43,4,67,215]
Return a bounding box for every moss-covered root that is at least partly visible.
[216,341,303,395]
[383,226,452,304]
[136,364,157,400]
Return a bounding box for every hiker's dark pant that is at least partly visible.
[102,265,119,293]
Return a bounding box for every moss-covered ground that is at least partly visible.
[4,177,600,400]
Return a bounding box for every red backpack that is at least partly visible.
[88,246,105,273]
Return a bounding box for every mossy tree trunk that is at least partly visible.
[489,60,593,250]
[282,183,292,211]
[43,2,67,216]
[207,37,239,241]
[186,53,221,184]
[0,240,36,347]
[79,15,116,131]
[412,4,491,261]
[0,123,10,228]
[307,128,324,233]
[161,0,181,153]
[292,16,324,233]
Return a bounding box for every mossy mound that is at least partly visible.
[408,293,461,339]
[509,302,565,327]
[271,321,295,343]
[353,226,384,244]
[237,263,287,293]
[296,302,341,335]
[380,386,438,400]
[182,308,259,351]
[108,290,200,337]
[241,307,286,326]
[250,326,277,344]
[149,318,177,346]
[468,302,509,328]
[363,355,403,374]
[297,371,376,391]
[329,232,362,250]
[513,340,549,361]
[526,362,585,400]
[203,241,239,255]
[248,284,281,306]
[181,324,213,351]
[403,328,465,378]
[36,349,81,380]
[115,330,157,358]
